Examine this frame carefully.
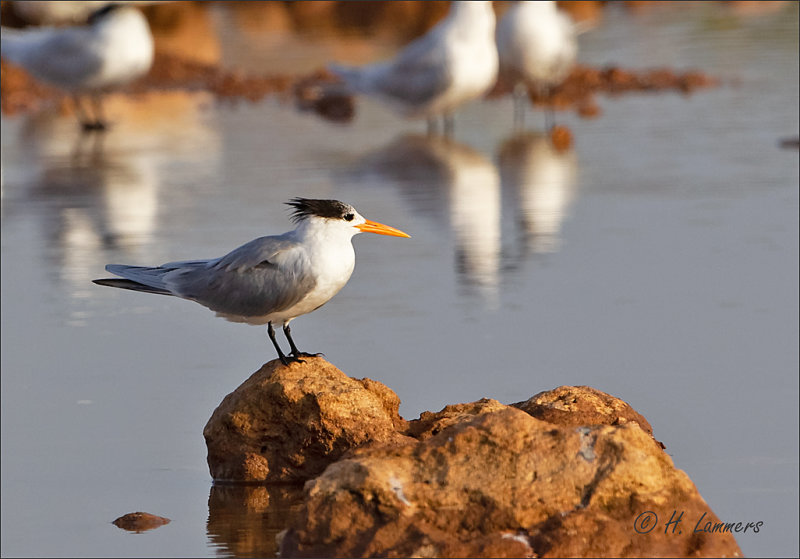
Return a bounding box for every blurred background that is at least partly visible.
[1,1,798,557]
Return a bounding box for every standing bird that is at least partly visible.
[1,3,154,131]
[93,198,411,365]
[328,1,498,135]
[496,1,577,129]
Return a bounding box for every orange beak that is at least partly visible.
[356,219,411,238]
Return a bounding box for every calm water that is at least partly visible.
[2,3,798,557]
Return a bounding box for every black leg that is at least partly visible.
[443,113,455,137]
[544,85,556,132]
[544,106,555,132]
[426,117,438,136]
[512,83,527,130]
[284,324,321,360]
[267,322,289,366]
[284,323,302,356]
[73,96,94,132]
[89,95,109,131]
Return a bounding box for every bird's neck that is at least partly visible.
[293,219,356,251]
[95,8,141,36]
[292,220,357,282]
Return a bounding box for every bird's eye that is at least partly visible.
[344,213,355,222]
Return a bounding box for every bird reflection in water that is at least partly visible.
[345,133,502,305]
[497,131,577,258]
[12,114,159,318]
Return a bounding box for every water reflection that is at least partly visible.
[497,132,578,257]
[2,94,220,322]
[344,133,502,304]
[14,116,160,308]
[206,483,304,558]
[26,129,159,251]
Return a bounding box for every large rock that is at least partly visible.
[278,393,741,557]
[203,357,409,482]
[204,361,741,557]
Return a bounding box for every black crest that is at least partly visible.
[286,198,351,223]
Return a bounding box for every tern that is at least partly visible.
[1,3,154,131]
[496,1,577,128]
[328,1,498,134]
[93,198,411,365]
[11,1,117,26]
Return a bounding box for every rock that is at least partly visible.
[203,357,410,482]
[111,512,170,533]
[204,361,740,557]
[405,397,507,440]
[279,405,741,558]
[513,385,660,440]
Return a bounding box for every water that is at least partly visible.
[2,2,798,557]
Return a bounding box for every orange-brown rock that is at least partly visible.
[279,398,741,557]
[513,385,655,436]
[549,125,574,152]
[111,512,170,533]
[203,357,410,482]
[404,397,507,440]
[203,362,739,557]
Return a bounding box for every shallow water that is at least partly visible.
[1,2,798,557]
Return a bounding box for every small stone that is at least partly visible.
[112,512,170,533]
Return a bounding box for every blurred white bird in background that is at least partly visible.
[1,3,154,131]
[9,1,116,25]
[329,1,498,135]
[496,1,578,129]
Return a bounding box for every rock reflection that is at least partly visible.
[346,134,501,304]
[206,483,304,559]
[497,132,578,257]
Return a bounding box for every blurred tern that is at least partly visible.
[329,1,498,134]
[1,4,154,131]
[93,198,411,365]
[496,1,577,127]
[11,1,118,25]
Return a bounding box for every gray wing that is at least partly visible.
[372,29,453,107]
[2,27,103,89]
[99,235,316,319]
[164,235,316,318]
[331,27,452,108]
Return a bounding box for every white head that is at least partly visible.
[286,198,410,240]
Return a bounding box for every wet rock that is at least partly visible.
[203,357,410,482]
[279,403,741,558]
[549,125,574,152]
[293,69,355,122]
[779,136,799,149]
[112,512,170,533]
